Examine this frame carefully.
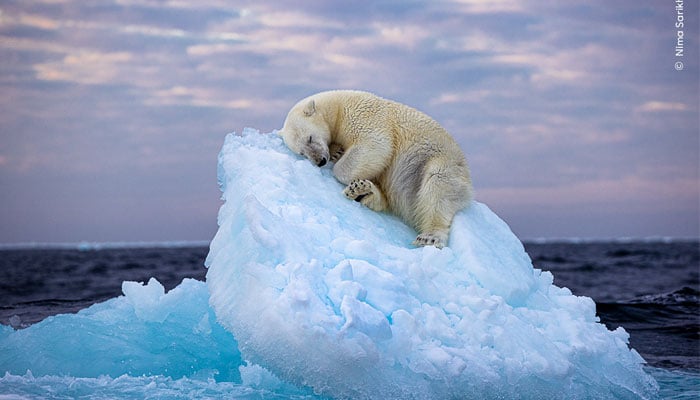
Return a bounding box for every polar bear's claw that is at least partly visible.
[329,143,345,163]
[413,232,446,249]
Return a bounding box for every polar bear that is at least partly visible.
[280,90,473,248]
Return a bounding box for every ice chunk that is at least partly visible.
[0,279,242,382]
[206,129,659,399]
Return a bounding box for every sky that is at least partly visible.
[0,0,698,243]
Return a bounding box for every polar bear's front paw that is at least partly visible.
[329,143,345,163]
[413,232,447,249]
[343,179,373,202]
[343,179,388,212]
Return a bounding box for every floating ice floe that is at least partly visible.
[205,129,659,399]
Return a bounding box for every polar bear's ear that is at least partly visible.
[303,99,316,117]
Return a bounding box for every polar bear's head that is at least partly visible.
[280,99,331,167]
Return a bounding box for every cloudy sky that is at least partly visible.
[0,0,698,243]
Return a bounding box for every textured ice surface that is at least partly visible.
[0,278,242,381]
[205,129,658,399]
[0,277,317,398]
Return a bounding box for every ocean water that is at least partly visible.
[0,241,698,398]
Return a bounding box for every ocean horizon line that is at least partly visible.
[0,240,212,251]
[0,236,698,251]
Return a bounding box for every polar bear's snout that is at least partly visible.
[303,140,330,167]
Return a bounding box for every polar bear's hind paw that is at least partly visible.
[413,232,447,249]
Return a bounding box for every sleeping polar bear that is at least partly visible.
[280,90,473,248]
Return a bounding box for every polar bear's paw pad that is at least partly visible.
[413,232,447,249]
[343,179,374,202]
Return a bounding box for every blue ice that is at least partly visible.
[0,129,660,399]
[204,129,657,399]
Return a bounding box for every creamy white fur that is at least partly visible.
[280,90,473,248]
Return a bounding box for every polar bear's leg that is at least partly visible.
[343,179,388,212]
[332,139,392,185]
[412,160,470,248]
[413,205,451,248]
[329,143,344,163]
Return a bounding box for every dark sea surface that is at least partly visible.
[1,240,698,386]
[524,241,699,372]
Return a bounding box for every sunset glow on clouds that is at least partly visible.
[0,0,697,242]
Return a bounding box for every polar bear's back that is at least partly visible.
[318,90,460,150]
[318,90,472,229]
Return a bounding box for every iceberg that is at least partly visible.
[0,128,660,399]
[205,129,658,399]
